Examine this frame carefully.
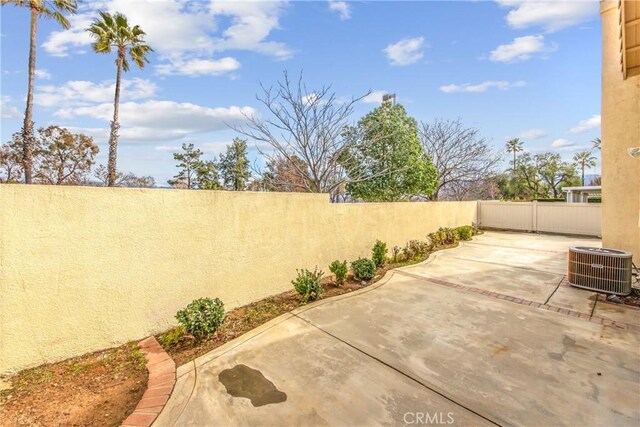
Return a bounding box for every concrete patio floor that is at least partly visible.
[155,232,640,426]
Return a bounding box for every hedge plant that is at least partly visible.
[351,257,377,281]
[176,297,225,339]
[292,267,323,302]
[372,240,388,267]
[456,225,474,241]
[329,260,348,285]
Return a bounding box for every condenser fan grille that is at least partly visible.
[568,247,633,295]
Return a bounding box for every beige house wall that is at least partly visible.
[0,185,477,373]
[600,1,640,258]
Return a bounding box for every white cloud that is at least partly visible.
[551,138,574,148]
[519,128,547,139]
[1,96,21,119]
[384,37,425,66]
[440,80,526,93]
[41,0,292,76]
[496,0,599,32]
[34,69,52,80]
[41,13,94,56]
[490,35,550,63]
[550,138,590,153]
[209,0,293,60]
[570,114,601,134]
[54,100,257,141]
[35,78,157,107]
[328,1,351,20]
[156,57,240,76]
[155,145,182,152]
[201,140,235,155]
[362,90,387,104]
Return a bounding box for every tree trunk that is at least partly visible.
[107,50,124,187]
[22,6,38,184]
[581,166,585,186]
[513,151,516,176]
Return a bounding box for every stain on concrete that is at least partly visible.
[492,344,509,356]
[218,364,287,407]
[548,335,588,361]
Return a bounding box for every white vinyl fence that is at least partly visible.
[477,201,602,237]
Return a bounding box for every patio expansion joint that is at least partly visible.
[394,270,639,333]
[543,276,565,306]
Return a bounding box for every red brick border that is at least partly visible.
[396,270,640,333]
[121,337,176,427]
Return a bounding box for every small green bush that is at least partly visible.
[351,257,377,281]
[428,227,459,247]
[292,267,323,302]
[456,225,473,241]
[176,297,225,339]
[158,327,185,348]
[329,260,348,285]
[372,240,388,267]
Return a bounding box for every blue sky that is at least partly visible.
[1,0,602,184]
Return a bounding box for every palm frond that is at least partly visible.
[86,10,152,71]
[51,0,77,14]
[40,7,70,29]
[1,0,30,7]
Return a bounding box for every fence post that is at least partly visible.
[532,201,538,233]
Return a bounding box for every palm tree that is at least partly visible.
[87,12,152,186]
[505,138,524,176]
[2,0,77,184]
[573,150,597,186]
[592,137,601,151]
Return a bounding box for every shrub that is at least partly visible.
[329,260,348,285]
[392,245,401,263]
[351,257,377,281]
[372,240,388,267]
[428,227,459,248]
[456,225,473,241]
[292,267,323,302]
[176,297,225,339]
[158,327,185,348]
[408,240,430,257]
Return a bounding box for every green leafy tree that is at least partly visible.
[219,138,251,191]
[0,133,25,183]
[2,0,78,184]
[87,11,152,187]
[341,103,438,201]
[196,160,221,190]
[505,138,524,175]
[35,125,99,185]
[536,153,580,198]
[513,153,546,199]
[168,143,220,189]
[573,151,597,186]
[592,137,601,151]
[4,127,98,185]
[168,143,203,189]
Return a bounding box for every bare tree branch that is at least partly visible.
[232,71,371,199]
[420,118,500,200]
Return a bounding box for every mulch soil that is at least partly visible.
[0,343,148,427]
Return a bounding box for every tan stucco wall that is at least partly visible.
[601,1,640,258]
[0,185,477,373]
